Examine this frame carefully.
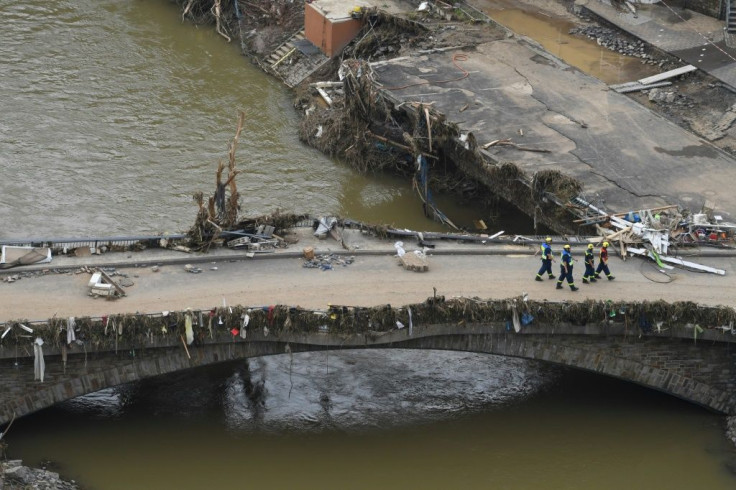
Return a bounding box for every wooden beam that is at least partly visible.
[366,131,438,159]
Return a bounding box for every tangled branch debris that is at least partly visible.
[4,297,734,353]
[187,112,308,251]
[188,112,244,251]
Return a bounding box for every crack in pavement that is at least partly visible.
[506,64,660,201]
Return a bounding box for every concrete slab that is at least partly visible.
[372,38,736,219]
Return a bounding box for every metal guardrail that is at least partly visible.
[0,234,188,251]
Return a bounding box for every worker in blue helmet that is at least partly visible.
[556,244,579,291]
[535,237,555,281]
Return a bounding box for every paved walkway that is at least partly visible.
[582,0,736,90]
[2,229,736,322]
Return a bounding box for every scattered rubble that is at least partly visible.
[303,253,355,270]
[185,264,203,274]
[569,25,666,65]
[87,269,127,298]
[566,9,736,156]
[0,459,78,490]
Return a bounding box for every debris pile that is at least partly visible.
[176,0,303,52]
[303,253,355,270]
[643,87,699,112]
[575,202,734,274]
[87,269,127,299]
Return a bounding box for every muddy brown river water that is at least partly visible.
[1,1,735,488]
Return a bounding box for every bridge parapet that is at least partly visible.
[2,297,736,425]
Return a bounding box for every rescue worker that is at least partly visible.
[535,237,555,281]
[556,244,579,291]
[582,243,597,284]
[594,241,615,280]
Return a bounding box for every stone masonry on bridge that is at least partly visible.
[2,298,736,425]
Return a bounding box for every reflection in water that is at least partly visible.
[7,350,736,490]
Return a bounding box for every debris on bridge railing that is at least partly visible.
[2,298,736,358]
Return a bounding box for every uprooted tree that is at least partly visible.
[187,112,310,251]
[189,112,244,251]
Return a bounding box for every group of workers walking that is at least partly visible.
[535,237,615,292]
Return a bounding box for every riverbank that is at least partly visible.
[0,459,78,490]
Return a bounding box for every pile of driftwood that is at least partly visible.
[177,0,304,48]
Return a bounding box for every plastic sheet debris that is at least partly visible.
[314,217,337,238]
[33,337,45,382]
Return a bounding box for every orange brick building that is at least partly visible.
[304,0,372,57]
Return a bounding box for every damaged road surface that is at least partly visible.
[370,37,736,222]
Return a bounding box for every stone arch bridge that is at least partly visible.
[2,320,736,426]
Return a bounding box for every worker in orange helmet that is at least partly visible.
[594,241,615,280]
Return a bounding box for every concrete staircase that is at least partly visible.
[266,29,305,72]
[728,0,736,33]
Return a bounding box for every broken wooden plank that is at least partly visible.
[272,47,297,68]
[496,141,550,153]
[628,247,725,275]
[482,138,510,149]
[611,81,672,94]
[309,81,344,89]
[637,65,697,85]
[366,131,438,159]
[98,269,127,297]
[316,87,333,107]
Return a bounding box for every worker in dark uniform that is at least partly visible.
[556,244,578,291]
[535,237,555,281]
[594,241,615,280]
[582,243,597,284]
